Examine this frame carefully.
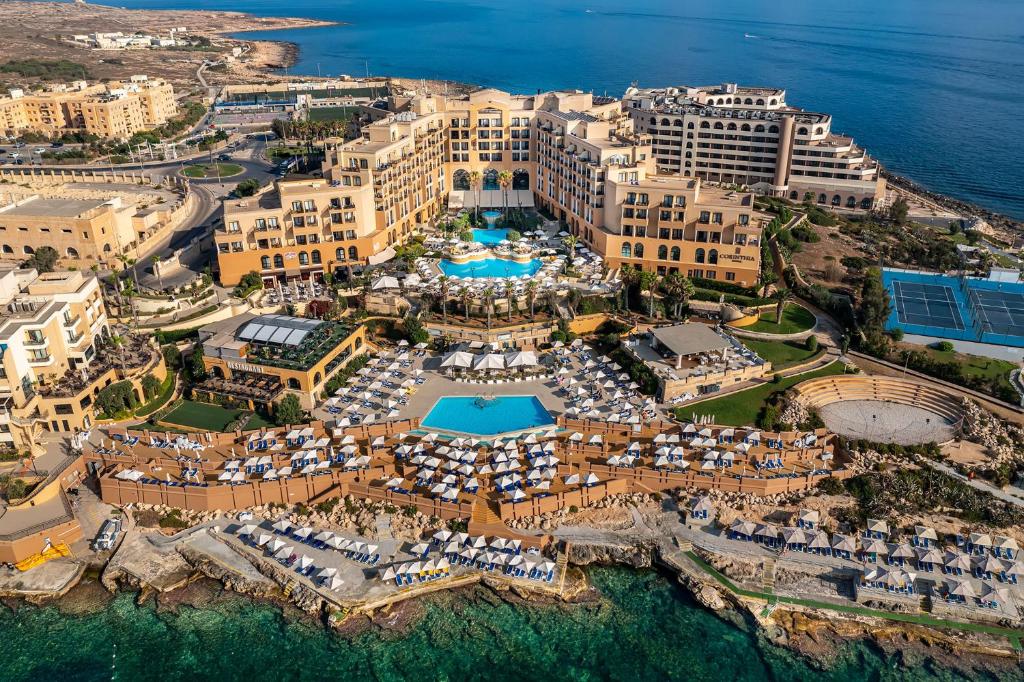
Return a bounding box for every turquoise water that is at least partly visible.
[107,0,1024,218]
[421,395,554,435]
[481,210,502,227]
[471,227,510,245]
[438,257,542,278]
[0,567,1011,681]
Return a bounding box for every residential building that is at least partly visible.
[197,313,368,410]
[0,266,165,451]
[624,83,886,210]
[0,76,177,140]
[0,195,136,265]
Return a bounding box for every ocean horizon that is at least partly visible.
[104,0,1024,219]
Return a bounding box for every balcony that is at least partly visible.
[23,335,48,349]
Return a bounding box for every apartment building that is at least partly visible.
[0,76,176,140]
[0,266,164,452]
[217,87,766,287]
[624,83,886,210]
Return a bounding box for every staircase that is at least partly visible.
[919,594,932,613]
[470,499,502,526]
[555,543,570,592]
[282,580,296,598]
[761,557,777,593]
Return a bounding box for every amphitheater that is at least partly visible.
[793,375,963,445]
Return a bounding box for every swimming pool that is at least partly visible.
[420,395,555,435]
[438,257,542,278]
[471,228,510,245]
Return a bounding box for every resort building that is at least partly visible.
[197,313,368,410]
[217,87,767,287]
[0,76,177,140]
[623,83,886,210]
[0,266,164,451]
[215,79,390,115]
[621,322,772,402]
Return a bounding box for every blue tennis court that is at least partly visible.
[882,269,1024,348]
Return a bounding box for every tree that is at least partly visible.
[619,264,637,309]
[562,233,578,257]
[468,170,482,225]
[638,270,658,318]
[235,178,260,197]
[805,335,818,353]
[507,229,522,242]
[482,286,495,330]
[504,278,516,322]
[274,394,303,426]
[187,345,206,382]
[774,288,793,324]
[497,170,513,220]
[110,334,128,371]
[151,254,165,291]
[888,197,910,226]
[525,280,538,321]
[458,286,472,321]
[24,246,58,273]
[141,373,162,400]
[438,275,450,326]
[234,271,263,298]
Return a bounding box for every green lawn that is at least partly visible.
[677,361,847,426]
[134,376,176,418]
[922,348,1016,381]
[182,163,243,179]
[159,400,246,431]
[741,339,822,369]
[307,106,357,122]
[246,412,275,430]
[742,304,816,334]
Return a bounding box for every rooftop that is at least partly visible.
[0,196,109,219]
[650,323,732,358]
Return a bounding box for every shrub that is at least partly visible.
[805,335,818,353]
[24,246,59,273]
[235,178,260,197]
[96,381,138,417]
[274,394,303,426]
[889,327,904,342]
[141,374,162,400]
[934,341,954,353]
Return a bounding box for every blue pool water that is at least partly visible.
[421,395,555,435]
[471,228,510,245]
[438,257,542,278]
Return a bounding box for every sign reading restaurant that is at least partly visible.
[227,361,267,374]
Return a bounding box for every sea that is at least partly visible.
[105,0,1024,219]
[0,566,1013,681]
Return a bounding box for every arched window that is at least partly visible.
[846,196,857,208]
[815,127,823,135]
[287,378,300,389]
[818,194,827,204]
[687,122,694,129]
[744,98,753,105]
[657,245,668,260]
[1,245,11,254]
[311,250,321,264]
[633,243,644,258]
[685,151,693,158]
[757,98,765,106]
[620,243,631,258]
[66,247,79,258]
[313,372,322,385]
[453,169,470,191]
[700,122,710,129]
[713,122,724,130]
[348,246,358,261]
[512,169,529,190]
[22,245,33,254]
[660,118,670,126]
[273,254,284,268]
[686,141,693,149]
[670,246,681,261]
[336,247,346,261]
[673,120,683,127]
[831,195,841,206]
[789,191,799,200]
[798,127,808,135]
[708,249,718,264]
[649,117,657,125]
[769,125,779,133]
[261,256,271,269]
[103,244,112,253]
[860,198,873,210]
[354,337,363,349]
[695,248,706,264]
[755,125,765,132]
[769,99,777,105]
[727,123,737,130]
[741,124,750,131]
[483,169,498,190]
[298,251,309,265]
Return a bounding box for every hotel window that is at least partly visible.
[331,213,342,224]
[659,228,670,239]
[699,211,710,223]
[662,195,673,207]
[296,235,307,245]
[269,218,279,228]
[228,221,240,232]
[621,243,631,258]
[660,210,671,221]
[712,213,723,225]
[291,201,302,211]
[261,256,270,269]
[657,245,668,260]
[672,229,683,240]
[345,230,356,240]
[735,234,747,246]
[675,211,685,221]
[294,217,305,227]
[255,218,266,229]
[725,272,736,282]
[299,252,309,265]
[303,200,315,212]
[738,214,749,225]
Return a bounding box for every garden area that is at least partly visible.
[741,304,816,335]
[151,400,270,432]
[675,361,848,427]
[181,163,243,179]
[741,338,822,370]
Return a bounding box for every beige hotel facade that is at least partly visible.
[217,83,892,287]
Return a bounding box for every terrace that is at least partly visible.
[238,317,357,372]
[35,330,156,399]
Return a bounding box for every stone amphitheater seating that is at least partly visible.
[793,376,963,423]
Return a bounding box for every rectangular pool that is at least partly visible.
[420,395,554,435]
[438,257,542,278]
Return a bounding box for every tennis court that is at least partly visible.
[968,288,1024,337]
[892,280,965,331]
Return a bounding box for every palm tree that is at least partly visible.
[503,278,515,323]
[468,170,482,225]
[482,286,495,330]
[110,334,128,371]
[497,170,513,222]
[638,270,658,319]
[562,233,578,256]
[150,254,164,291]
[438,276,450,326]
[458,286,472,321]
[121,278,139,328]
[619,263,637,310]
[775,288,793,325]
[525,280,538,321]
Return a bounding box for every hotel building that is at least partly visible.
[0,76,177,140]
[217,87,776,287]
[0,266,164,452]
[623,83,886,210]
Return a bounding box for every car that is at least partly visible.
[50,142,64,148]
[218,154,231,161]
[34,148,46,154]
[0,149,6,155]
